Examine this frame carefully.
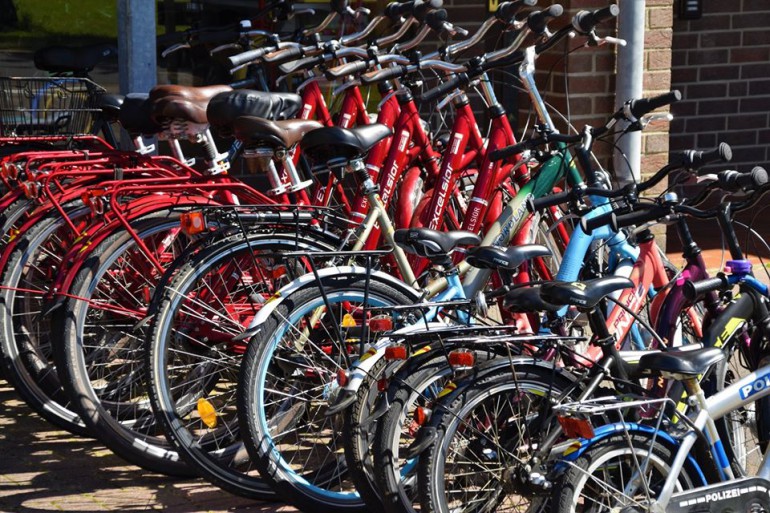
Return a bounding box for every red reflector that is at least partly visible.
[369,314,393,333]
[557,415,595,439]
[414,406,431,426]
[377,378,388,392]
[448,349,475,369]
[336,369,349,387]
[20,181,39,199]
[384,344,407,360]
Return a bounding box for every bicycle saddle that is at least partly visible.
[638,346,724,377]
[503,286,561,313]
[300,124,392,163]
[118,93,163,136]
[466,244,551,271]
[207,90,303,135]
[394,228,481,261]
[99,94,125,123]
[232,117,323,149]
[33,43,116,74]
[540,276,633,309]
[150,85,233,125]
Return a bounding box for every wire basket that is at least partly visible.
[0,77,106,137]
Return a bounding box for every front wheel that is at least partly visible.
[238,275,418,513]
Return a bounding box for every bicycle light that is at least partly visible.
[385,344,408,360]
[368,314,393,333]
[180,211,207,235]
[448,349,476,370]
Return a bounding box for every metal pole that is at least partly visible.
[614,0,645,185]
[117,0,157,95]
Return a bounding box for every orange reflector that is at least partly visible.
[414,406,432,426]
[197,398,218,429]
[180,211,207,235]
[384,344,407,360]
[448,349,475,370]
[369,314,393,333]
[341,313,357,328]
[336,368,349,387]
[557,415,594,439]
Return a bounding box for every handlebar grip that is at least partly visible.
[279,55,321,75]
[419,73,465,103]
[719,167,769,192]
[263,45,303,63]
[580,211,616,234]
[361,65,407,85]
[326,60,371,80]
[528,4,564,35]
[489,140,529,162]
[527,190,572,212]
[385,1,415,19]
[425,8,449,32]
[679,142,733,170]
[628,90,681,120]
[612,205,670,230]
[682,276,729,302]
[228,47,270,67]
[414,0,441,22]
[496,0,537,22]
[572,4,620,34]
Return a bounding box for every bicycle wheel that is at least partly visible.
[0,202,90,435]
[53,210,199,476]
[418,364,575,513]
[147,231,338,499]
[238,276,418,513]
[555,432,705,512]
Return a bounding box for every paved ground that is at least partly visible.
[0,380,296,513]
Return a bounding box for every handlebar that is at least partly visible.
[672,142,733,171]
[528,4,564,35]
[719,166,769,192]
[682,275,729,302]
[623,90,681,121]
[572,5,619,34]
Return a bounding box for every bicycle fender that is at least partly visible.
[233,266,420,342]
[555,422,707,485]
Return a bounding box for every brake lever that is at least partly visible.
[333,79,361,97]
[210,43,242,56]
[378,90,398,111]
[639,112,673,129]
[436,85,470,111]
[161,42,190,58]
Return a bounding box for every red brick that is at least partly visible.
[730,81,749,97]
[740,63,770,80]
[648,49,672,70]
[686,83,727,99]
[645,132,670,154]
[686,116,726,132]
[700,31,741,48]
[674,33,698,47]
[749,80,770,96]
[697,133,718,148]
[672,66,697,83]
[740,96,770,112]
[745,0,770,11]
[730,47,770,64]
[687,49,729,66]
[643,70,672,91]
[646,28,673,49]
[671,100,697,116]
[699,65,739,82]
[743,30,770,46]
[733,12,770,29]
[727,114,769,130]
[672,49,687,67]
[723,130,759,147]
[697,99,739,116]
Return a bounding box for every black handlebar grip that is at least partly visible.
[418,73,466,103]
[719,167,769,192]
[496,0,537,22]
[263,45,303,63]
[361,65,408,85]
[228,47,270,67]
[425,8,449,32]
[385,1,415,19]
[413,0,441,22]
[581,211,616,235]
[527,190,572,212]
[572,4,620,34]
[628,90,681,120]
[279,55,321,75]
[325,60,370,80]
[682,276,728,302]
[611,205,670,230]
[682,142,733,170]
[528,4,564,35]
[489,140,529,162]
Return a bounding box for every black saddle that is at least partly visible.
[98,94,125,123]
[118,94,162,136]
[638,347,724,377]
[540,276,633,309]
[394,228,480,261]
[34,44,116,74]
[503,286,561,313]
[207,90,303,135]
[300,124,392,164]
[466,244,551,271]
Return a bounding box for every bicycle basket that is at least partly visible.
[0,77,106,137]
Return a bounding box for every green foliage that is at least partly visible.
[11,0,118,37]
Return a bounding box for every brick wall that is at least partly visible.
[670,1,770,174]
